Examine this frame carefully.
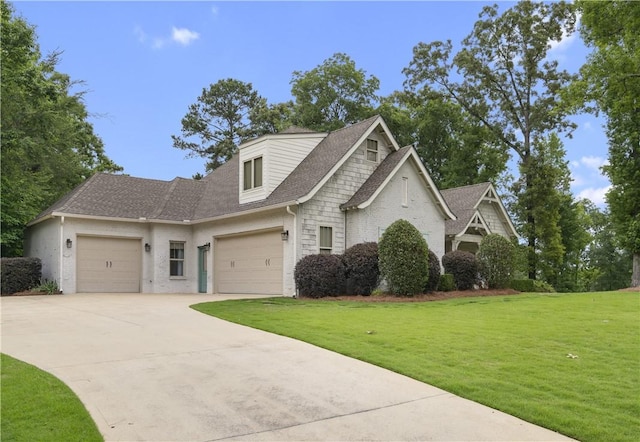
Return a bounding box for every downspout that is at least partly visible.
[59,216,65,293]
[286,205,297,297]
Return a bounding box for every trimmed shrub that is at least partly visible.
[477,234,515,289]
[442,251,478,290]
[1,257,42,295]
[342,242,379,296]
[438,274,455,292]
[294,254,345,298]
[425,250,441,292]
[533,280,555,293]
[510,279,535,292]
[378,219,429,296]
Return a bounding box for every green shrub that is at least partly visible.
[438,274,455,291]
[477,234,515,289]
[1,257,42,295]
[36,279,60,295]
[442,251,478,290]
[378,219,429,296]
[533,280,555,293]
[294,254,345,298]
[425,250,441,292]
[510,279,535,292]
[342,242,379,296]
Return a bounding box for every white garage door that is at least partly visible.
[77,237,141,293]
[215,230,283,295]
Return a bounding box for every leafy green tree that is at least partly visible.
[1,1,121,256]
[290,53,380,131]
[403,1,577,279]
[172,78,266,172]
[379,89,508,189]
[477,234,515,289]
[573,0,640,286]
[378,219,429,296]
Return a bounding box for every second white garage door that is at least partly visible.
[77,236,141,293]
[214,230,283,295]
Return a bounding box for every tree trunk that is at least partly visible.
[632,253,640,287]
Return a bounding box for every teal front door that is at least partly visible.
[198,246,207,293]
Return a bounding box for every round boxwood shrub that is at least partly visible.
[294,254,345,298]
[477,234,515,289]
[425,250,441,293]
[342,242,379,296]
[378,219,429,296]
[442,250,478,290]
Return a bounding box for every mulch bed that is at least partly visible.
[325,289,521,303]
[2,290,63,297]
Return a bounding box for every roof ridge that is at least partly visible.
[150,178,180,219]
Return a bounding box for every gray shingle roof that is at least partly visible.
[31,116,382,224]
[440,182,491,235]
[341,146,412,210]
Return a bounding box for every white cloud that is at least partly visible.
[172,27,200,46]
[134,26,147,43]
[578,186,611,207]
[580,155,607,171]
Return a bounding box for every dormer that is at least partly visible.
[239,131,327,204]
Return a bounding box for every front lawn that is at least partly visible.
[192,292,640,442]
[0,353,103,442]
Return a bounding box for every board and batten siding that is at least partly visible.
[346,160,447,260]
[299,132,392,258]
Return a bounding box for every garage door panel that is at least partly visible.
[215,231,283,295]
[77,237,141,293]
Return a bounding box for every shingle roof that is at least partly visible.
[31,116,382,224]
[440,182,491,235]
[341,146,412,210]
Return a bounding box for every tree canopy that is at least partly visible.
[574,0,640,286]
[1,1,121,256]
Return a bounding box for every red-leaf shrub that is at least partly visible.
[442,251,478,290]
[342,242,379,296]
[294,254,345,298]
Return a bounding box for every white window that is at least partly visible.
[402,177,409,207]
[319,226,333,254]
[170,241,185,276]
[243,156,263,190]
[366,139,378,162]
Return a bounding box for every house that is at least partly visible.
[25,115,512,296]
[441,182,519,254]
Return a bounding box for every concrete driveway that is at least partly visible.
[1,293,572,441]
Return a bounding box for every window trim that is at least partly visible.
[366,139,378,162]
[169,241,185,278]
[319,226,333,254]
[402,176,409,207]
[243,156,263,191]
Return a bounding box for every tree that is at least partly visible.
[172,78,265,172]
[290,53,380,131]
[379,89,509,189]
[574,0,640,286]
[1,1,121,256]
[403,1,577,279]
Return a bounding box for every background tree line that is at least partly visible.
[2,1,637,289]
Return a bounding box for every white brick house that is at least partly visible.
[25,115,512,296]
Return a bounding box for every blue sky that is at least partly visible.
[14,1,611,206]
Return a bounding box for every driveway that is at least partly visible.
[1,293,572,441]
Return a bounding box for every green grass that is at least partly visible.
[192,292,640,442]
[1,353,103,442]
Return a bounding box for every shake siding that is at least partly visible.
[300,135,391,257]
[478,202,509,236]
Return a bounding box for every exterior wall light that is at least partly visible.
[66,238,72,248]
[144,243,151,252]
[281,230,289,241]
[204,242,211,251]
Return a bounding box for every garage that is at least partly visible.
[77,236,142,293]
[214,230,283,295]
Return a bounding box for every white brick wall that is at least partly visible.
[346,160,447,260]
[24,218,60,286]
